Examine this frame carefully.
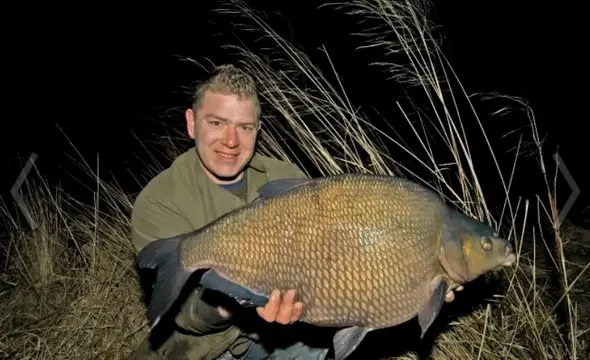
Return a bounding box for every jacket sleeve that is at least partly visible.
[130,190,193,252]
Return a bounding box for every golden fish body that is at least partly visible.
[137,173,516,360]
[181,174,446,329]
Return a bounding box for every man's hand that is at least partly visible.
[445,285,464,302]
[256,289,303,325]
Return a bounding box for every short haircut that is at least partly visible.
[192,64,261,120]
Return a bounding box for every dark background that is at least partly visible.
[2,1,588,232]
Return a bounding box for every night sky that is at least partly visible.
[2,1,588,229]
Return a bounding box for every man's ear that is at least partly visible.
[185,108,196,139]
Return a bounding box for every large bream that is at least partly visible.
[136,173,516,360]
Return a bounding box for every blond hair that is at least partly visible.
[192,64,261,120]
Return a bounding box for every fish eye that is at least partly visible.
[481,237,493,250]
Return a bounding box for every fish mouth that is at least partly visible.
[500,240,516,267]
[502,252,517,267]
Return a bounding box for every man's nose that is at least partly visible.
[222,126,239,147]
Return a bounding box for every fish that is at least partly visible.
[136,173,516,360]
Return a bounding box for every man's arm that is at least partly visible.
[130,191,193,252]
[131,191,234,334]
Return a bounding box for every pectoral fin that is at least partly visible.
[417,278,449,338]
[333,326,372,360]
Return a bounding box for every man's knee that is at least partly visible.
[132,337,165,360]
[259,341,330,360]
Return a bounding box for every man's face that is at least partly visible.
[186,90,260,184]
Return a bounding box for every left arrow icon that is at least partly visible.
[10,153,39,231]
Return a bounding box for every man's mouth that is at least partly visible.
[216,152,238,160]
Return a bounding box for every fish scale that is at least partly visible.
[137,173,516,360]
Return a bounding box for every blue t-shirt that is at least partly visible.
[219,175,247,200]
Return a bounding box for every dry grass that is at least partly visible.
[1,0,588,359]
[0,171,147,360]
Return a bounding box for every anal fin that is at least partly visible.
[200,269,269,308]
[417,278,449,338]
[332,326,372,360]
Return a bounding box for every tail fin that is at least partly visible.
[136,235,192,329]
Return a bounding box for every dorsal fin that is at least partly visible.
[257,178,312,198]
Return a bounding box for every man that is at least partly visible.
[130,64,461,359]
[130,64,332,360]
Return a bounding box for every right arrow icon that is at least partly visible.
[553,152,581,225]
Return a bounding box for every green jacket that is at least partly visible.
[131,147,307,360]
